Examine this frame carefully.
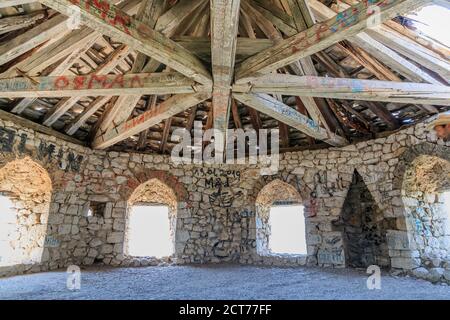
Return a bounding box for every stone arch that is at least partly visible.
[389,142,450,272]
[121,170,188,203]
[400,154,450,272]
[0,157,53,267]
[254,178,303,256]
[124,175,179,260]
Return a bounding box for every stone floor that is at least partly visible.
[0,265,449,300]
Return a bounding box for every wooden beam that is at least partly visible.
[0,108,85,146]
[38,0,212,85]
[0,11,46,35]
[307,0,444,85]
[155,0,207,36]
[95,0,194,135]
[236,0,430,81]
[65,96,112,135]
[0,72,210,98]
[0,0,138,79]
[0,0,35,8]
[233,74,450,106]
[42,44,132,126]
[92,92,211,149]
[233,93,347,146]
[364,101,400,130]
[211,0,240,153]
[0,13,70,66]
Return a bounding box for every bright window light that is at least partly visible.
[127,205,173,258]
[0,195,17,266]
[408,5,450,47]
[268,205,307,255]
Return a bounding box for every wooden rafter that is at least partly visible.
[236,0,431,81]
[233,93,347,146]
[0,72,210,98]
[211,0,241,154]
[233,74,450,106]
[38,0,212,85]
[92,92,211,149]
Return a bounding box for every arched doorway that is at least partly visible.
[255,179,306,256]
[0,157,52,267]
[125,178,178,259]
[333,170,392,268]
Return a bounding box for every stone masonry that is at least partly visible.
[0,116,449,285]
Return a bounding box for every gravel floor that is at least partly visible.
[0,265,449,300]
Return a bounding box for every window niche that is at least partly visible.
[255,180,306,257]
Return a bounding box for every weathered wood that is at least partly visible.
[0,0,139,79]
[211,0,240,153]
[246,0,337,135]
[92,92,211,149]
[338,0,450,82]
[0,0,35,9]
[96,0,192,135]
[307,0,444,85]
[236,0,430,81]
[0,13,70,66]
[234,74,450,106]
[174,36,274,62]
[0,107,85,146]
[364,101,400,130]
[233,93,347,146]
[0,72,211,98]
[155,0,207,36]
[0,11,45,35]
[65,96,112,135]
[38,0,212,85]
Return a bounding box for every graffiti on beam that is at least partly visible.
[0,126,84,173]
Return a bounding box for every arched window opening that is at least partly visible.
[125,178,177,259]
[0,157,52,267]
[268,203,307,255]
[401,156,450,267]
[255,180,306,257]
[127,204,172,258]
[0,194,19,266]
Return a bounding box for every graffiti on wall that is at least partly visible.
[0,126,84,173]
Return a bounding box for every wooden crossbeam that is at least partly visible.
[338,0,450,82]
[155,0,206,36]
[233,74,450,106]
[0,72,210,98]
[0,11,46,35]
[42,44,132,126]
[92,92,211,149]
[233,93,347,146]
[0,13,70,66]
[235,0,430,81]
[0,0,35,8]
[307,0,444,85]
[38,0,212,85]
[211,0,241,154]
[94,0,197,136]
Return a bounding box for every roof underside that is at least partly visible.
[0,0,449,155]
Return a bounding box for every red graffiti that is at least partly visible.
[69,0,132,35]
[54,76,69,90]
[50,74,149,92]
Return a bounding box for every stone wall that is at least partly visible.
[0,116,449,284]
